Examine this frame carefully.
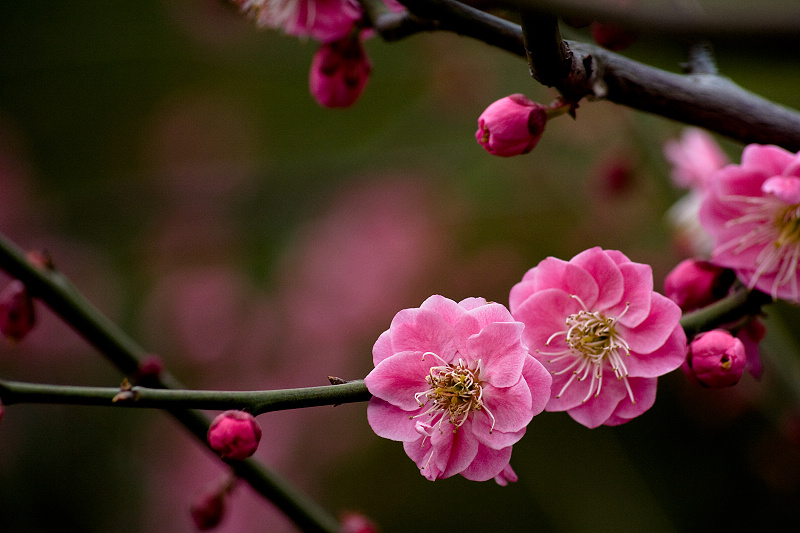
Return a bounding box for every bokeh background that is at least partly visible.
[3,1,800,532]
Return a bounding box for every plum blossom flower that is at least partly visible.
[233,0,362,42]
[699,144,800,301]
[475,94,548,157]
[365,295,552,482]
[510,247,687,428]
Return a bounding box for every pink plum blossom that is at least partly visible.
[664,128,729,191]
[510,247,687,428]
[475,94,548,157]
[233,0,362,42]
[699,144,800,301]
[365,295,552,482]
[309,34,371,108]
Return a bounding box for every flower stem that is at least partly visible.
[0,233,341,533]
[679,287,772,339]
[0,378,371,414]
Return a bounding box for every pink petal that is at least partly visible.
[372,330,394,365]
[457,296,488,310]
[512,288,581,351]
[511,257,600,311]
[477,378,533,433]
[741,144,795,176]
[562,378,627,428]
[509,279,537,313]
[403,438,442,481]
[471,423,526,450]
[522,355,553,415]
[626,325,687,378]
[464,321,527,388]
[366,398,421,441]
[607,261,653,328]
[458,444,514,482]
[364,351,432,410]
[440,419,481,478]
[389,307,456,361]
[571,247,625,310]
[603,377,657,425]
[762,176,800,204]
[419,294,468,326]
[617,293,682,354]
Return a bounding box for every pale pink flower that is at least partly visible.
[365,295,552,482]
[510,247,687,428]
[233,0,362,42]
[664,128,729,191]
[309,34,371,108]
[699,144,800,301]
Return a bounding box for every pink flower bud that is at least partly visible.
[664,259,735,311]
[134,354,164,387]
[207,410,262,460]
[309,34,371,108]
[684,330,747,388]
[190,487,226,531]
[590,22,637,51]
[340,511,379,533]
[475,94,547,157]
[0,280,36,344]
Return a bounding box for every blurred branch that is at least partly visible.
[392,0,800,151]
[0,379,371,414]
[504,0,800,38]
[0,233,339,533]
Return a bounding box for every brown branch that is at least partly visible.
[390,0,800,151]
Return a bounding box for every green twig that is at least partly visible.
[0,233,340,533]
[679,287,772,339]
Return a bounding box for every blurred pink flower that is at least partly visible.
[365,295,551,481]
[664,127,729,191]
[664,258,734,312]
[233,0,362,42]
[309,34,371,108]
[475,94,548,157]
[699,144,800,301]
[510,247,687,428]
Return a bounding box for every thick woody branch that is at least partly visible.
[392,0,800,151]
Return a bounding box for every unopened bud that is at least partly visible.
[134,354,164,387]
[309,34,371,108]
[207,410,262,460]
[190,487,226,531]
[340,511,379,533]
[0,280,36,344]
[664,259,735,311]
[684,330,746,388]
[475,94,548,157]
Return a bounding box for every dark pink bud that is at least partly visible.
[664,259,735,311]
[309,35,371,108]
[190,488,226,531]
[475,94,547,157]
[0,280,36,344]
[590,22,637,51]
[340,511,379,533]
[684,330,746,388]
[207,410,262,460]
[135,354,164,387]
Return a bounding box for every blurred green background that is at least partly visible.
[3,1,800,532]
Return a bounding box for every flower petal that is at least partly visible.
[477,378,533,433]
[562,378,627,428]
[510,257,600,312]
[571,247,624,310]
[372,329,394,365]
[366,397,421,441]
[419,294,468,326]
[440,418,481,478]
[617,293,682,354]
[389,307,456,361]
[607,261,653,328]
[603,377,657,425]
[626,325,687,378]
[522,354,553,415]
[365,350,432,410]
[458,444,514,482]
[464,321,527,388]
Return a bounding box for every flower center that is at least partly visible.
[720,195,800,299]
[412,352,495,434]
[538,295,634,404]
